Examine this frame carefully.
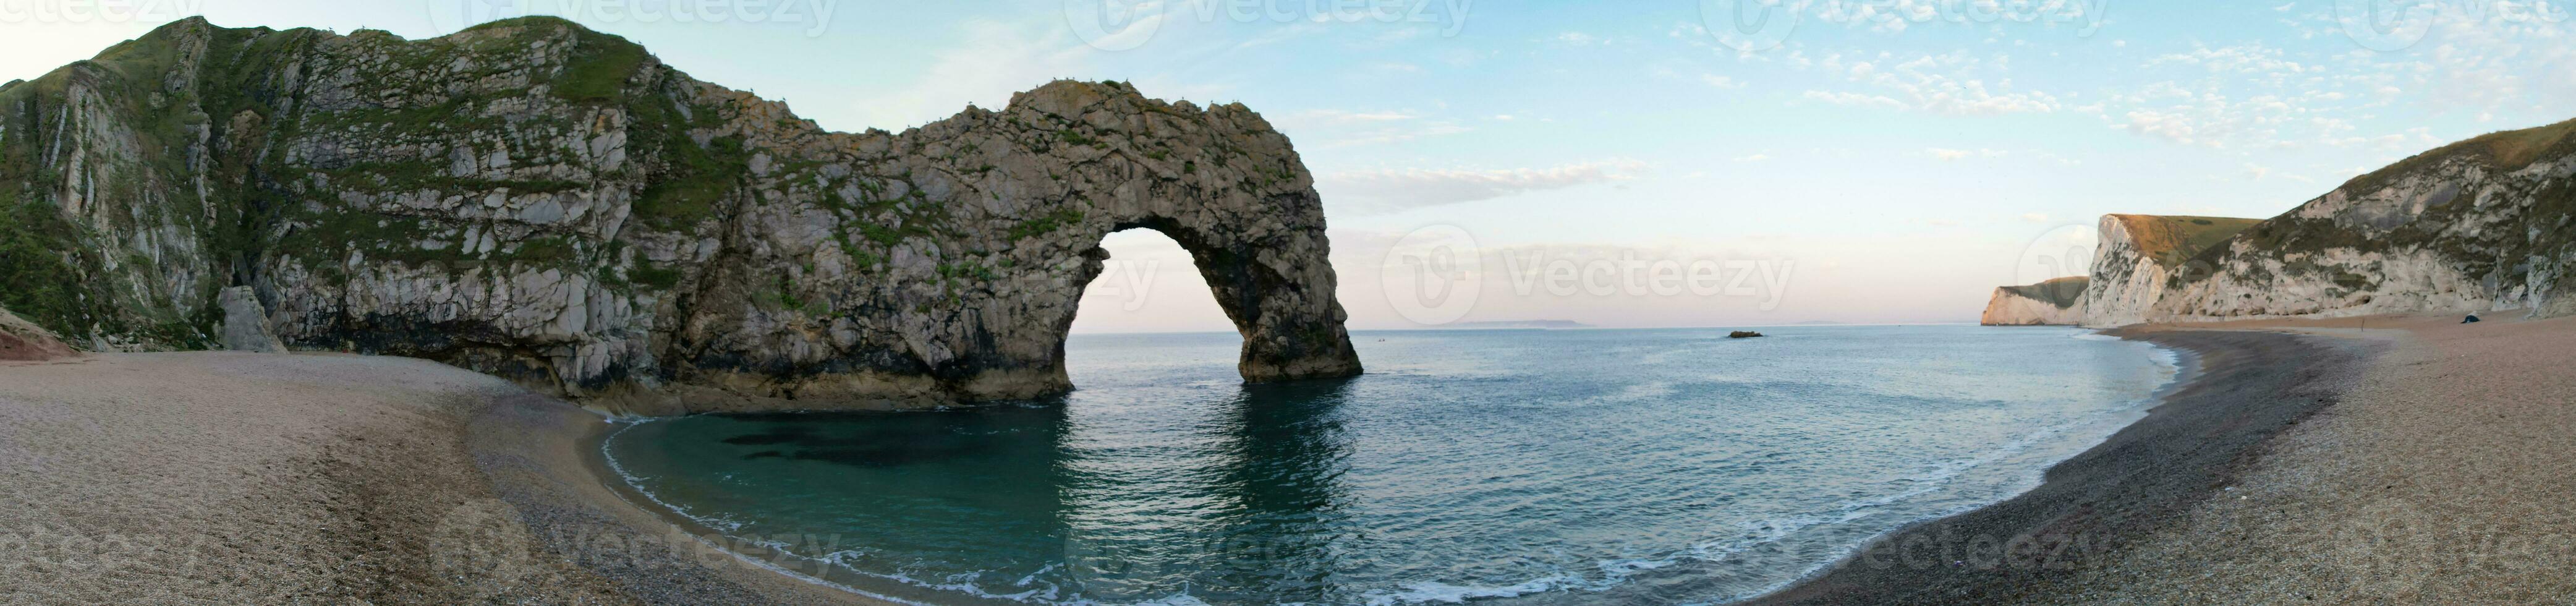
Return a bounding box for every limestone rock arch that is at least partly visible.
[655,80,1366,409]
[0,19,1361,412]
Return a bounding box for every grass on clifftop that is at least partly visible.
[2000,276,2089,309]
[553,32,648,103]
[2343,117,2576,195]
[2112,215,2265,269]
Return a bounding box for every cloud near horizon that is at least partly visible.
[1317,159,1650,215]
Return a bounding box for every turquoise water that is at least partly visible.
[603,326,2179,605]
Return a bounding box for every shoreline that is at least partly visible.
[580,417,1021,605]
[462,387,898,605]
[12,317,2564,604]
[0,350,892,604]
[1746,326,2384,604]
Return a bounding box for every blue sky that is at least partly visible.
[6,1,2569,331]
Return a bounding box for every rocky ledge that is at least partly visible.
[0,17,1361,412]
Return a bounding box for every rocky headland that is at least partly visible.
[0,17,1361,412]
[1978,276,2089,326]
[1979,119,2576,326]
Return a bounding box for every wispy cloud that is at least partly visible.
[1320,159,1651,214]
[1926,148,2008,161]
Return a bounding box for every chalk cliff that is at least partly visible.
[2156,119,2576,321]
[1979,119,2576,326]
[1979,276,2089,326]
[0,17,1361,411]
[2081,215,2262,326]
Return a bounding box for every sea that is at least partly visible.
[601,325,2181,605]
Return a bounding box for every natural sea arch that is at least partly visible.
[681,80,1374,408]
[6,14,1366,413]
[1035,216,1366,392]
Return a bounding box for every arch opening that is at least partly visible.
[1034,219,1364,395]
[1067,228,1237,337]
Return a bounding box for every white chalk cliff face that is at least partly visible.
[1980,277,2088,326]
[1984,121,2576,327]
[2154,131,2576,322]
[0,17,1362,412]
[2078,215,2263,327]
[2081,216,2166,327]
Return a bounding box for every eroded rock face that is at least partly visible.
[0,17,1360,411]
[1975,121,2575,326]
[2081,215,2259,326]
[2153,128,2576,321]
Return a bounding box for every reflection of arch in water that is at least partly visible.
[1044,378,1362,604]
[1197,378,1363,603]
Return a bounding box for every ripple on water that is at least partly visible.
[604,326,2179,605]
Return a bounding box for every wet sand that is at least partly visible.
[0,352,879,605]
[1758,314,2576,605]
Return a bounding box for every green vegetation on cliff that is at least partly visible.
[2344,117,2576,195]
[0,198,92,332]
[2111,215,2264,269]
[1999,276,2089,309]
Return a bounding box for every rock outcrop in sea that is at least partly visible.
[0,17,1362,411]
[1979,119,2576,326]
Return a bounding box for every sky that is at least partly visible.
[4,0,2569,331]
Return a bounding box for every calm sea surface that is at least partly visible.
[603,326,2179,605]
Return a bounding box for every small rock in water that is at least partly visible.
[1728,331,1765,339]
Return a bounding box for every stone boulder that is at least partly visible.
[219,287,286,352]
